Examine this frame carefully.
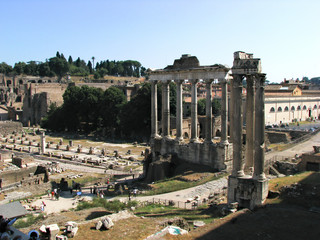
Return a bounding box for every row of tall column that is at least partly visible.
[151,79,229,144]
[231,73,266,179]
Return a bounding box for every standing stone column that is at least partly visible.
[161,80,171,138]
[175,79,184,141]
[205,79,213,143]
[151,81,159,138]
[40,132,46,154]
[253,74,266,180]
[220,78,229,145]
[190,79,199,143]
[231,74,245,177]
[229,76,234,143]
[245,75,255,173]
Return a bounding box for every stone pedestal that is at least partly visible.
[228,175,268,210]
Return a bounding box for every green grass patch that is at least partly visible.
[142,173,227,196]
[65,176,103,187]
[269,171,319,192]
[267,171,320,208]
[14,214,45,229]
[76,198,138,212]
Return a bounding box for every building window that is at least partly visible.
[277,107,282,112]
[284,106,289,112]
[270,107,275,112]
[314,105,317,110]
[303,105,307,110]
[291,106,295,111]
[297,106,301,110]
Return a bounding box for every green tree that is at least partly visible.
[197,98,206,115]
[100,87,127,136]
[68,56,73,64]
[13,62,26,75]
[120,83,151,138]
[49,57,69,79]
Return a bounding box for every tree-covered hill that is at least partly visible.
[0,51,146,79]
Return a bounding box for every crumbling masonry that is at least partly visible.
[149,52,268,209]
[148,54,232,171]
[227,52,268,209]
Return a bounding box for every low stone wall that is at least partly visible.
[266,131,290,144]
[0,166,37,186]
[0,121,23,135]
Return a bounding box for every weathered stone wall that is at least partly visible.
[0,165,37,186]
[266,131,290,144]
[300,153,320,171]
[152,138,232,171]
[22,83,68,126]
[0,121,23,135]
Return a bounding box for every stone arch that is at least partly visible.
[303,105,307,110]
[270,107,275,112]
[291,106,295,111]
[297,106,301,110]
[6,80,12,85]
[277,107,282,112]
[284,106,289,111]
[314,105,317,110]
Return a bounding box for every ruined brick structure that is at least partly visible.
[22,83,68,126]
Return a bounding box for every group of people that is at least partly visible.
[47,188,60,200]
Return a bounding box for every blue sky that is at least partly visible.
[0,0,319,82]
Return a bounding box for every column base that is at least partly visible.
[220,140,229,146]
[228,175,268,210]
[190,138,200,143]
[152,134,162,140]
[175,136,184,143]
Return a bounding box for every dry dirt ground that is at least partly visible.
[167,206,320,240]
[20,207,167,240]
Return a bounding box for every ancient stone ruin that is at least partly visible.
[149,52,268,209]
[148,54,232,172]
[227,51,268,209]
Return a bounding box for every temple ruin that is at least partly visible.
[148,54,232,171]
[149,52,268,209]
[227,51,268,209]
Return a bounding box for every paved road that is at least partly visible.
[266,129,320,160]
